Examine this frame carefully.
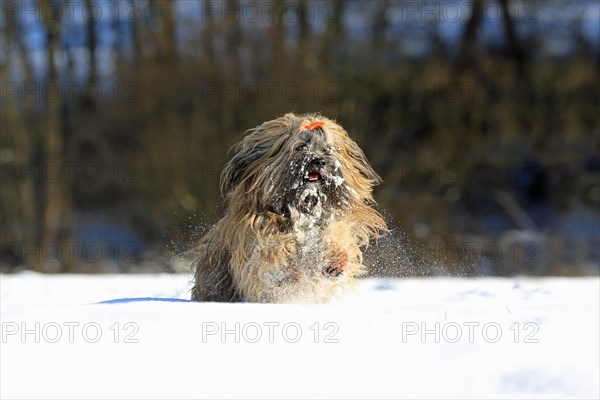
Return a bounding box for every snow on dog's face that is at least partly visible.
[221,113,381,220]
[279,125,347,215]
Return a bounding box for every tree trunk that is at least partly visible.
[455,0,484,73]
[40,0,66,272]
[499,0,527,77]
[319,0,344,71]
[131,0,144,69]
[297,0,310,71]
[85,0,97,85]
[158,0,176,64]
[1,11,37,267]
[271,2,286,80]
[372,0,389,66]
[201,0,215,62]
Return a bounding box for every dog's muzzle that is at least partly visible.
[305,158,327,182]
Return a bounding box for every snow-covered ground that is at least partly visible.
[1,272,598,399]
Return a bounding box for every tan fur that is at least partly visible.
[191,113,387,303]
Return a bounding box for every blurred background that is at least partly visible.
[1,0,598,276]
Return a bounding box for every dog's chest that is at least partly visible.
[290,211,331,269]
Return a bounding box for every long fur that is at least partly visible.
[191,113,387,303]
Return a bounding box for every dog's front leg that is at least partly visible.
[323,251,348,278]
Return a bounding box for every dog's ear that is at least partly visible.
[220,139,274,195]
[221,146,255,194]
[221,115,294,195]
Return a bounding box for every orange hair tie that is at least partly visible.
[305,121,325,130]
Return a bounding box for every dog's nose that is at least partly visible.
[311,158,327,168]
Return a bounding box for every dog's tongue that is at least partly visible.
[308,172,320,180]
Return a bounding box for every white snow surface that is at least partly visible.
[1,272,598,399]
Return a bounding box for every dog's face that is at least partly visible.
[221,113,381,219]
[281,126,347,214]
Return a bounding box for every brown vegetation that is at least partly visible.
[1,0,598,275]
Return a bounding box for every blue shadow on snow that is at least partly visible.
[97,297,193,304]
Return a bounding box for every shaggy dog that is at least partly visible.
[191,113,386,303]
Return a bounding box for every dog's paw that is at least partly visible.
[323,252,348,279]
